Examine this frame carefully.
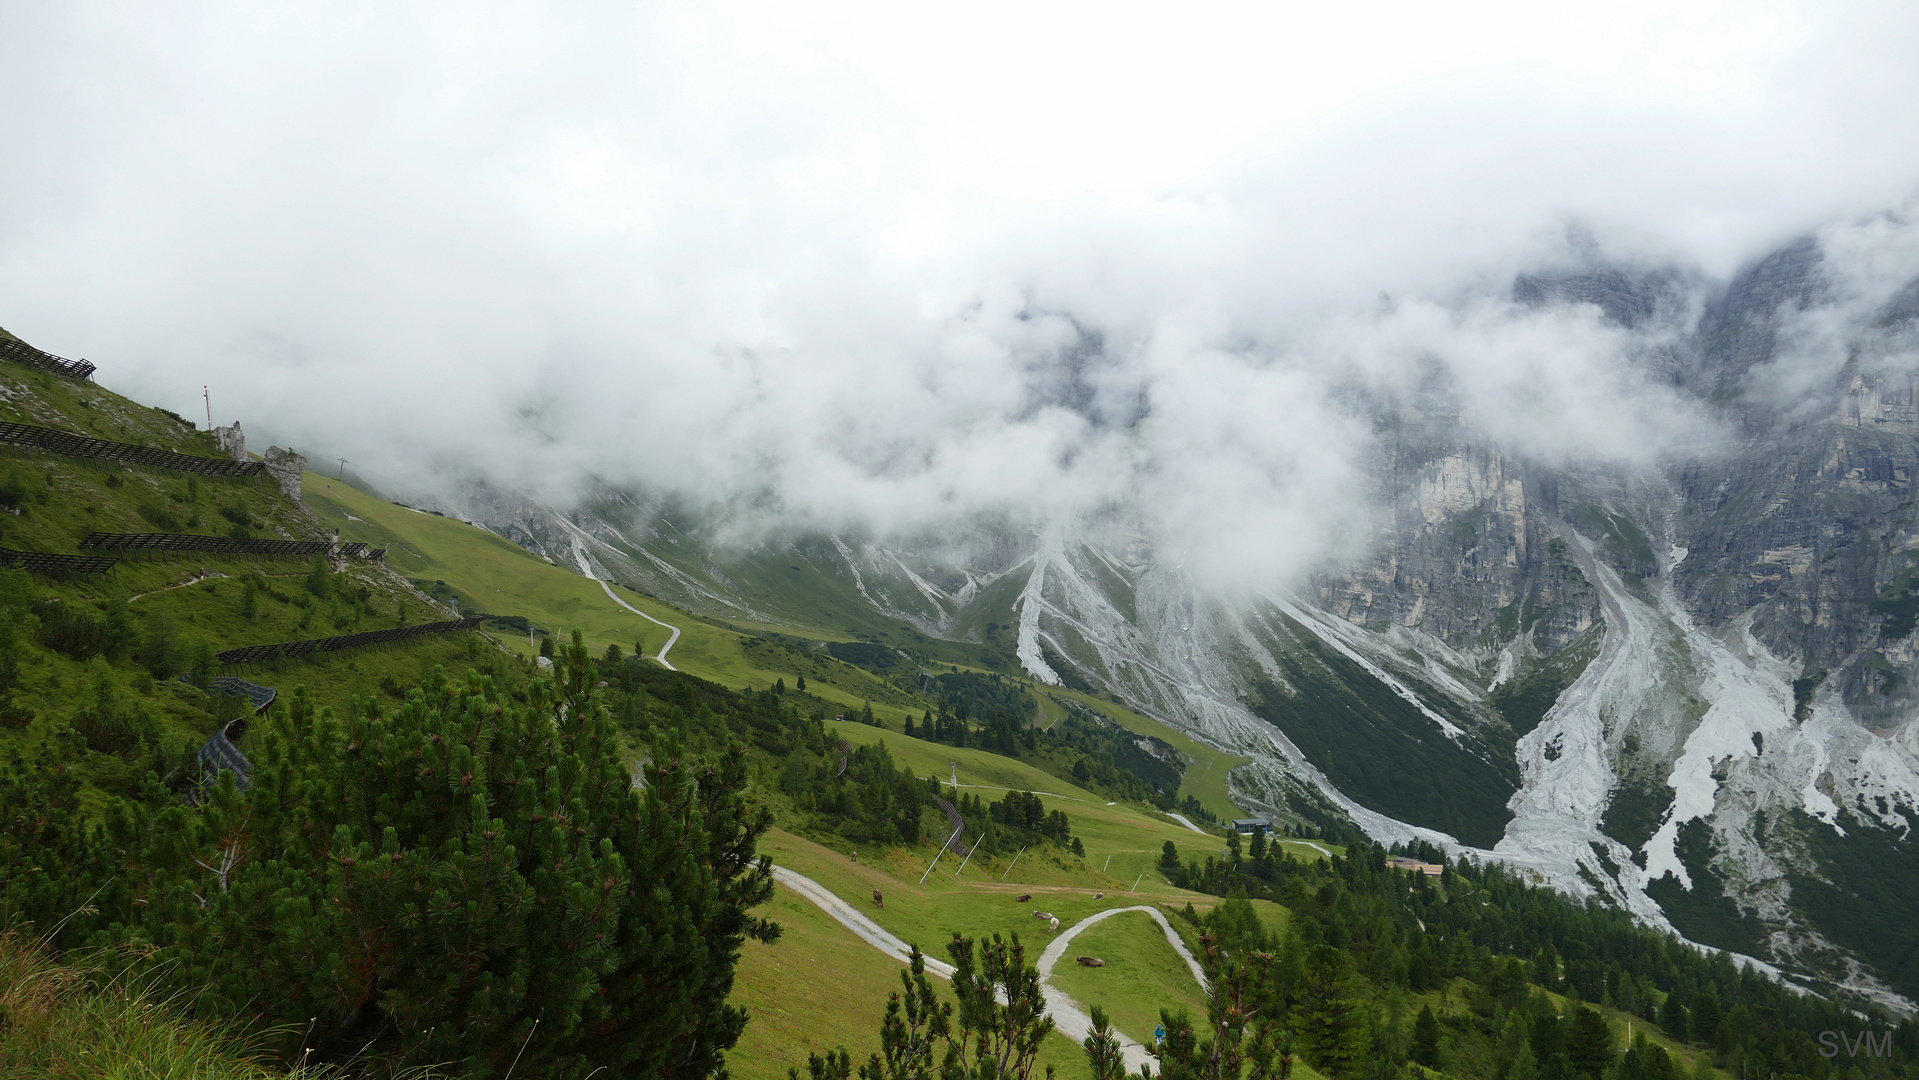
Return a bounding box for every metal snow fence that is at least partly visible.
[79,532,333,560]
[195,717,252,792]
[0,337,96,381]
[0,546,119,580]
[0,420,265,478]
[215,616,484,670]
[178,673,279,715]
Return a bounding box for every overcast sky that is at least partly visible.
[3,2,1919,586]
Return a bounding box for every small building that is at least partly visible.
[1387,856,1445,877]
[1231,817,1272,835]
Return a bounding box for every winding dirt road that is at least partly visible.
[769,866,1207,1074]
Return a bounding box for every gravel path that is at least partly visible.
[592,577,681,670]
[1035,905,1209,1073]
[770,865,1210,1076]
[1164,812,1207,834]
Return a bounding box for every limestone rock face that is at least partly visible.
[212,421,247,462]
[262,446,305,499]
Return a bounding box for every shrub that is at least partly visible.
[137,501,181,530]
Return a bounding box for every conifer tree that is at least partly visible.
[101,631,778,1078]
[1289,945,1371,1080]
[1688,990,1720,1044]
[1566,1005,1614,1079]
[0,726,111,947]
[303,555,331,598]
[792,936,1050,1080]
[797,674,806,691]
[1660,992,1689,1042]
[1084,1005,1127,1080]
[1413,1005,1442,1068]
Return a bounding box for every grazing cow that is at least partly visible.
[873,890,884,909]
[1077,957,1105,968]
[1033,910,1053,921]
[1094,892,1104,899]
[1049,917,1059,932]
[1015,894,1032,902]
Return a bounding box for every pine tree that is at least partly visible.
[1146,931,1287,1080]
[104,632,779,1078]
[1084,1004,1127,1080]
[1508,1043,1542,1080]
[1290,945,1372,1080]
[1688,990,1720,1044]
[0,726,111,947]
[775,677,786,695]
[1160,840,1181,873]
[1660,991,1690,1042]
[1567,1004,1614,1080]
[303,554,331,598]
[1413,1004,1442,1068]
[603,642,623,666]
[797,674,806,691]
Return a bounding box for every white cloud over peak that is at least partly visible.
[1,1,1917,590]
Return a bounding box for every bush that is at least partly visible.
[100,633,779,1077]
[34,600,105,660]
[136,501,181,530]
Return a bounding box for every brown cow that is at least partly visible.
[1015,894,1032,902]
[1077,957,1106,968]
[873,890,884,909]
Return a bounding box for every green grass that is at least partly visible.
[1044,688,1250,823]
[1047,910,1207,1045]
[0,361,518,807]
[0,931,389,1079]
[730,872,1098,1080]
[304,473,944,723]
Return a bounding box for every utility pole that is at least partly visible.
[203,385,212,430]
[336,458,348,481]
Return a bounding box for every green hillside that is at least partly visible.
[0,356,499,806]
[2,336,1906,1080]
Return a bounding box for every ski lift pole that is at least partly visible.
[954,833,985,880]
[1132,872,1144,892]
[1000,845,1027,881]
[919,824,962,886]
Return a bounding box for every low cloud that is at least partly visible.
[1,2,1917,593]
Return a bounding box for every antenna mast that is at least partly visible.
[203,385,212,430]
